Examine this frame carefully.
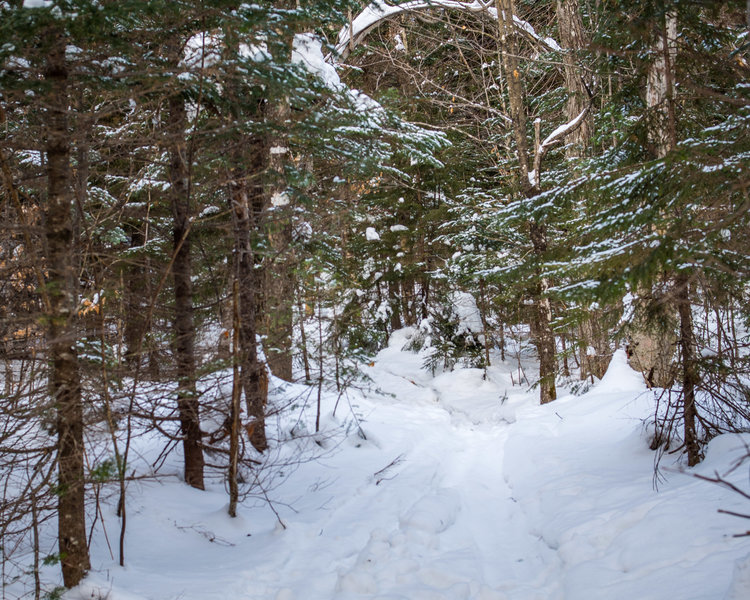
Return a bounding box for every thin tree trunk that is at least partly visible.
[495,0,530,182]
[478,278,492,369]
[499,314,506,362]
[675,274,701,466]
[561,335,571,378]
[316,292,324,433]
[556,0,614,381]
[228,280,241,517]
[124,226,147,368]
[262,4,296,381]
[297,290,311,382]
[44,35,90,587]
[389,279,402,332]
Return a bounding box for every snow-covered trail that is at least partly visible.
[77,329,750,600]
[232,374,559,599]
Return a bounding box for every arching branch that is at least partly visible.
[335,0,560,59]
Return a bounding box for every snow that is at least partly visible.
[239,41,271,63]
[290,31,421,141]
[450,290,484,336]
[292,33,342,90]
[365,226,381,241]
[182,33,221,69]
[25,330,750,599]
[271,191,290,207]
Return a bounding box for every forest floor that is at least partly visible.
[66,328,750,600]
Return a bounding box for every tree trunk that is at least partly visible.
[556,0,613,380]
[478,278,492,369]
[44,35,90,588]
[389,279,402,332]
[556,0,592,157]
[229,158,269,453]
[579,309,611,380]
[646,11,678,158]
[123,226,147,368]
[228,280,241,517]
[495,0,530,182]
[529,222,557,404]
[675,274,701,466]
[221,23,272,452]
[166,94,204,490]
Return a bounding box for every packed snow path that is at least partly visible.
[78,329,750,600]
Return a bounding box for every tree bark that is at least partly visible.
[556,0,614,380]
[646,11,678,158]
[123,226,147,368]
[44,34,90,588]
[221,23,270,452]
[389,279,402,332]
[495,0,530,183]
[578,309,611,380]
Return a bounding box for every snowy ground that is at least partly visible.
[58,328,750,599]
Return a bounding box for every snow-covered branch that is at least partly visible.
[335,0,560,59]
[529,105,590,189]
